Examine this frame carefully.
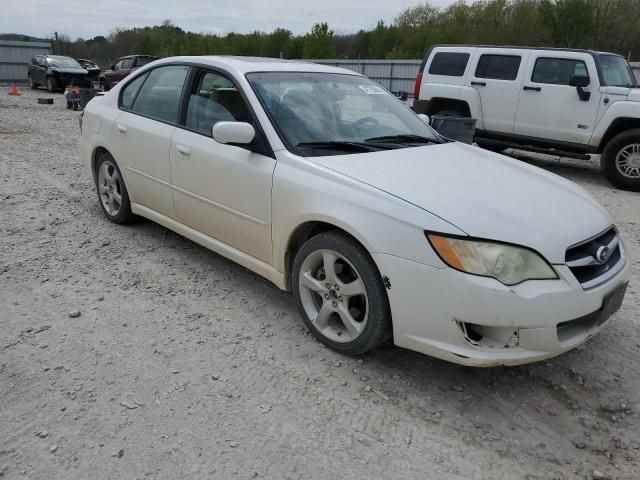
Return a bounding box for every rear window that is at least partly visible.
[428,52,470,77]
[475,54,521,81]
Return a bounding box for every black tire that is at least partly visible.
[601,129,640,191]
[46,76,57,93]
[94,152,134,224]
[292,231,392,356]
[28,75,38,89]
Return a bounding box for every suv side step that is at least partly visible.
[476,139,592,160]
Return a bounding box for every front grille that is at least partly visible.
[565,227,625,289]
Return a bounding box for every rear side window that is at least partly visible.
[532,58,588,85]
[129,65,189,124]
[135,57,155,68]
[428,52,470,77]
[475,54,521,80]
[120,73,149,110]
[121,58,131,69]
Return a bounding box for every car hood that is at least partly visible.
[50,68,88,75]
[627,88,640,102]
[309,142,612,263]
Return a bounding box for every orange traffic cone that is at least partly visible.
[8,83,21,96]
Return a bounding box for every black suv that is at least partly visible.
[28,55,91,92]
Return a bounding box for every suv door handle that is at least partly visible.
[116,124,128,134]
[523,86,542,92]
[471,81,486,87]
[175,144,192,157]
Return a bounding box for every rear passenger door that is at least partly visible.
[514,53,601,144]
[169,68,276,264]
[470,50,527,133]
[113,65,190,219]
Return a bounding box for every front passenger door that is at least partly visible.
[170,69,276,264]
[514,55,601,144]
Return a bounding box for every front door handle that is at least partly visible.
[471,81,486,87]
[523,86,542,92]
[175,144,192,157]
[116,124,128,134]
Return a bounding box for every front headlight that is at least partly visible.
[427,233,557,285]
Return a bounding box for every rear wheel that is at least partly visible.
[292,231,392,356]
[601,129,640,191]
[95,153,134,224]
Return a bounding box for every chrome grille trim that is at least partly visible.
[565,226,625,290]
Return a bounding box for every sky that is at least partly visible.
[1,0,459,39]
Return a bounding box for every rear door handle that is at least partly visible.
[471,81,486,87]
[175,144,192,157]
[523,86,542,92]
[116,124,128,134]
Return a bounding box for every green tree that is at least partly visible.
[302,22,336,59]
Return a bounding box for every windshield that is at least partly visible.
[246,72,441,155]
[46,57,82,69]
[599,54,636,88]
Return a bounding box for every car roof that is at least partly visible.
[429,44,623,58]
[149,55,362,76]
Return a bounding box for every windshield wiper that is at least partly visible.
[365,134,443,144]
[296,141,393,152]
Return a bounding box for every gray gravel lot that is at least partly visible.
[1,88,639,479]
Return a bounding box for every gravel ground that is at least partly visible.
[1,88,639,480]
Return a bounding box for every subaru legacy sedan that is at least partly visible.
[79,56,630,366]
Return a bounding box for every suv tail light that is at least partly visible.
[413,72,423,99]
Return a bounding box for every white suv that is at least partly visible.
[413,45,640,191]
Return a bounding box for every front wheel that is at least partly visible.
[46,76,57,93]
[28,75,38,89]
[292,232,392,356]
[95,152,134,224]
[601,129,640,191]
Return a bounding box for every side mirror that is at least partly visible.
[110,64,116,70]
[212,121,255,145]
[569,74,591,101]
[417,113,430,125]
[569,74,590,88]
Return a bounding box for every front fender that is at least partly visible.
[591,101,640,147]
[271,150,464,275]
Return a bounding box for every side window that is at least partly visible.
[120,73,149,110]
[475,54,521,81]
[121,58,131,69]
[130,65,189,124]
[113,60,124,70]
[532,58,589,85]
[185,70,251,136]
[428,52,470,77]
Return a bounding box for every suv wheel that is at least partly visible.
[292,231,392,356]
[95,152,134,224]
[28,75,38,89]
[601,129,640,191]
[46,76,57,93]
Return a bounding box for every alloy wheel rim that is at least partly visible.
[97,161,123,216]
[298,249,368,343]
[615,143,640,178]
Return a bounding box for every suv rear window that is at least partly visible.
[428,52,470,77]
[475,54,521,80]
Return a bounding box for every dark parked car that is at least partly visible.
[76,58,101,82]
[27,55,91,92]
[99,55,158,91]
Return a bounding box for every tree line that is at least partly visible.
[7,0,640,66]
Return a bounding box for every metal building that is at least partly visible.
[0,40,51,84]
[311,59,422,97]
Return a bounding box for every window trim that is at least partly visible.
[474,54,522,81]
[118,64,192,127]
[428,52,470,77]
[118,61,275,159]
[530,57,590,86]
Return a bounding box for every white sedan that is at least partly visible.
[80,56,630,366]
